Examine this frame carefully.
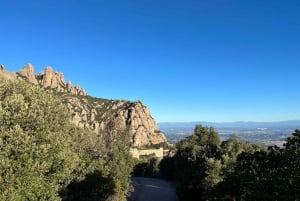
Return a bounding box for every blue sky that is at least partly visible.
[1,0,300,122]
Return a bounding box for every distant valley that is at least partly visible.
[159,120,300,146]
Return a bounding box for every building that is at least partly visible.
[129,147,164,159]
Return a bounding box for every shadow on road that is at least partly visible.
[128,177,179,201]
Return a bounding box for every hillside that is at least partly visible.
[0,63,166,147]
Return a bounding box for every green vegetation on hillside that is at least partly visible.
[0,80,134,201]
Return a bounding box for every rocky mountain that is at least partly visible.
[1,64,87,95]
[0,63,167,147]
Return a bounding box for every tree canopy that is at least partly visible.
[170,124,299,201]
[173,125,264,201]
[0,80,134,201]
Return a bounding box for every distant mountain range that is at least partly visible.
[159,120,300,130]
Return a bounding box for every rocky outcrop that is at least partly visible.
[38,66,64,88]
[18,63,38,84]
[0,65,17,80]
[64,95,166,147]
[17,63,87,96]
[115,101,167,146]
[0,63,167,147]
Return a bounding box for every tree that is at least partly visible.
[0,80,85,200]
[102,128,135,201]
[211,130,300,201]
[159,156,175,180]
[218,135,263,179]
[173,125,265,201]
[280,130,300,200]
[174,125,221,201]
[0,79,136,201]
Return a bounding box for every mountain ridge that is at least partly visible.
[0,63,167,147]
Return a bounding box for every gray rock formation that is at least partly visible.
[0,63,167,147]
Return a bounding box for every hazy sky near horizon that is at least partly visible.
[1,0,300,122]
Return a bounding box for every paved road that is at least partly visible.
[128,177,179,201]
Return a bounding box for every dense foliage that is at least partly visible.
[170,125,300,201]
[211,129,300,201]
[159,156,175,180]
[132,156,160,178]
[0,80,134,201]
[173,125,263,201]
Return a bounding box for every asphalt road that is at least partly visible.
[128,177,179,201]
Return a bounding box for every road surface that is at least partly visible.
[128,177,179,201]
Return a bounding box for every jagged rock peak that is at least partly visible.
[37,65,87,96]
[45,66,53,72]
[0,63,87,96]
[38,65,60,88]
[0,64,17,80]
[18,63,38,84]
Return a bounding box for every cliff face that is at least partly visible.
[64,95,166,147]
[0,63,167,147]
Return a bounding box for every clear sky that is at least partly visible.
[1,0,300,122]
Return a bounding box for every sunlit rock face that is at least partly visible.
[0,63,167,147]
